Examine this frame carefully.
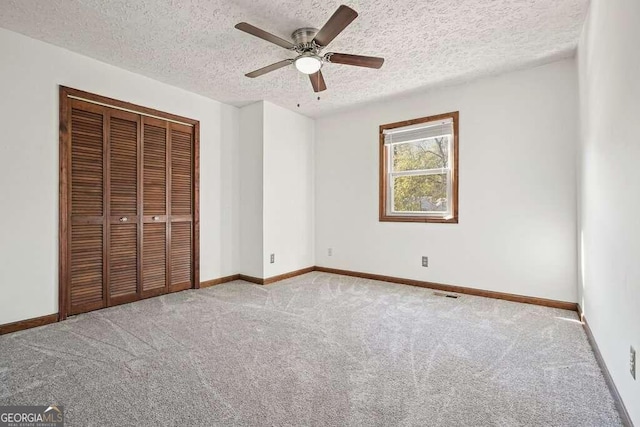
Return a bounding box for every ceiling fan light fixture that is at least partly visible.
[294,54,322,74]
[236,5,384,93]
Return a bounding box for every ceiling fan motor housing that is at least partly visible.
[292,27,323,72]
[291,27,319,47]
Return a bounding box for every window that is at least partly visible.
[379,112,459,223]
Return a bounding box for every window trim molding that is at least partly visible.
[379,111,459,224]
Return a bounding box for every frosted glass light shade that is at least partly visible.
[295,55,322,74]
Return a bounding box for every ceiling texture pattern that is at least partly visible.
[0,0,588,116]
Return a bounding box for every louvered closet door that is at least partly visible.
[142,117,168,296]
[69,100,106,315]
[169,123,194,292]
[108,110,140,304]
[62,87,198,318]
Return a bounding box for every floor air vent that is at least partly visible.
[434,292,459,299]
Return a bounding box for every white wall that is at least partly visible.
[315,59,579,303]
[238,102,264,278]
[0,28,241,324]
[237,101,315,279]
[263,101,315,277]
[577,1,640,422]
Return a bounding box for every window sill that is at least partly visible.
[379,214,458,224]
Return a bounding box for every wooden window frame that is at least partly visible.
[59,86,200,320]
[379,111,459,224]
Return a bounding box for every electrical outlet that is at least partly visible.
[631,346,636,380]
[422,256,428,267]
[328,248,332,256]
[270,253,275,264]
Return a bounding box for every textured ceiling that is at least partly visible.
[0,0,588,117]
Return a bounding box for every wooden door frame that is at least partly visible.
[59,86,200,320]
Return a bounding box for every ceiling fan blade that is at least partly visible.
[235,22,294,49]
[312,5,358,47]
[309,70,327,92]
[245,60,293,78]
[326,53,384,69]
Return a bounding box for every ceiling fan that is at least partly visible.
[235,5,384,93]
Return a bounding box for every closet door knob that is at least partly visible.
[119,217,128,222]
[152,216,160,221]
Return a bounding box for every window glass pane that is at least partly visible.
[392,174,448,213]
[392,137,449,172]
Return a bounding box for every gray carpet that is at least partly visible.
[0,272,622,426]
